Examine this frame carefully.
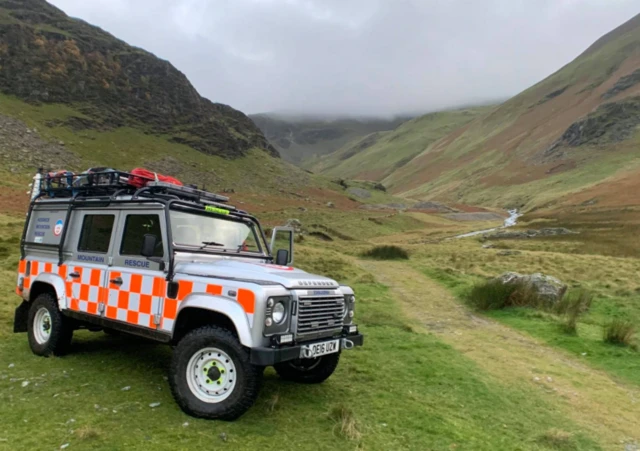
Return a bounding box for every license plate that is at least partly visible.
[301,339,340,359]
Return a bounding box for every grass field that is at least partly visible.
[0,212,609,451]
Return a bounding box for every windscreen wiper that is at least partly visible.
[200,241,224,249]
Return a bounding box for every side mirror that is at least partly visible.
[270,227,294,265]
[275,249,289,266]
[141,234,158,258]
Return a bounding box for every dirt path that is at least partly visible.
[359,260,640,450]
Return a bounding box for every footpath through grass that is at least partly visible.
[411,234,640,389]
[0,234,601,450]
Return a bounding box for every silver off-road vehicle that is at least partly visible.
[13,169,363,420]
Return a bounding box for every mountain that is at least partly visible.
[309,106,492,180]
[250,113,410,166]
[0,0,276,159]
[374,13,640,211]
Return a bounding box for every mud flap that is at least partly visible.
[13,301,29,333]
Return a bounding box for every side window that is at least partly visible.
[120,214,164,257]
[78,215,115,253]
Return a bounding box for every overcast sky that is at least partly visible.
[49,0,639,117]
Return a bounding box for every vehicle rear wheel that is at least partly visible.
[274,352,340,384]
[168,326,262,420]
[27,293,73,357]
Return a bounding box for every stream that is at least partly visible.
[455,209,521,238]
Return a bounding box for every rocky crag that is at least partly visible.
[0,0,276,159]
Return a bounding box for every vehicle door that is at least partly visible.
[105,210,168,330]
[64,210,118,316]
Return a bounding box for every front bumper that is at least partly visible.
[250,333,364,366]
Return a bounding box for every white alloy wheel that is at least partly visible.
[33,307,52,345]
[186,347,237,403]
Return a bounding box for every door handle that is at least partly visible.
[110,277,123,286]
[69,272,80,278]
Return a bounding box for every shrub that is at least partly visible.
[361,245,409,260]
[603,319,636,346]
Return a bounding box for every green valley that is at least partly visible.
[1,1,640,450]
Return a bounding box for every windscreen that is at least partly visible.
[170,209,263,254]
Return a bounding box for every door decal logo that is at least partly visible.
[54,219,64,236]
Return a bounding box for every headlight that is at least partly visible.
[344,295,355,318]
[272,302,286,324]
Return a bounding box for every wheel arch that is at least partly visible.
[173,296,254,347]
[30,276,65,310]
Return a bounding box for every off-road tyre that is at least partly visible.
[169,325,262,420]
[27,293,73,357]
[274,352,340,384]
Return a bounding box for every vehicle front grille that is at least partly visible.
[296,294,345,337]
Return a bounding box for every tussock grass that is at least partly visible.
[466,279,542,311]
[265,393,280,413]
[467,279,594,336]
[361,245,409,260]
[603,319,636,347]
[328,405,361,441]
[76,425,101,441]
[466,279,519,311]
[555,289,594,335]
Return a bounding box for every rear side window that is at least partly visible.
[78,215,115,253]
[120,214,163,257]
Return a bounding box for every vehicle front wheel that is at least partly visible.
[274,352,340,384]
[27,293,73,357]
[168,326,262,420]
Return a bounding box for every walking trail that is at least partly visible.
[359,260,640,450]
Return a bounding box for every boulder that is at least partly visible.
[284,218,302,232]
[495,272,567,303]
[538,228,577,236]
[326,202,335,208]
[347,187,371,199]
[482,227,577,240]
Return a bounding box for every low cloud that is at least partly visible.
[50,0,640,116]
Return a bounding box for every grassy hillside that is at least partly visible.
[310,106,491,180]
[0,93,325,214]
[250,113,410,166]
[376,13,640,212]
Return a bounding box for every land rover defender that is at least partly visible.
[13,169,363,420]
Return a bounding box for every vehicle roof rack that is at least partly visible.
[145,181,229,203]
[32,169,231,207]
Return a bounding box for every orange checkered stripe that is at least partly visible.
[16,258,257,334]
[67,266,105,316]
[159,279,256,332]
[16,259,67,296]
[105,271,166,329]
